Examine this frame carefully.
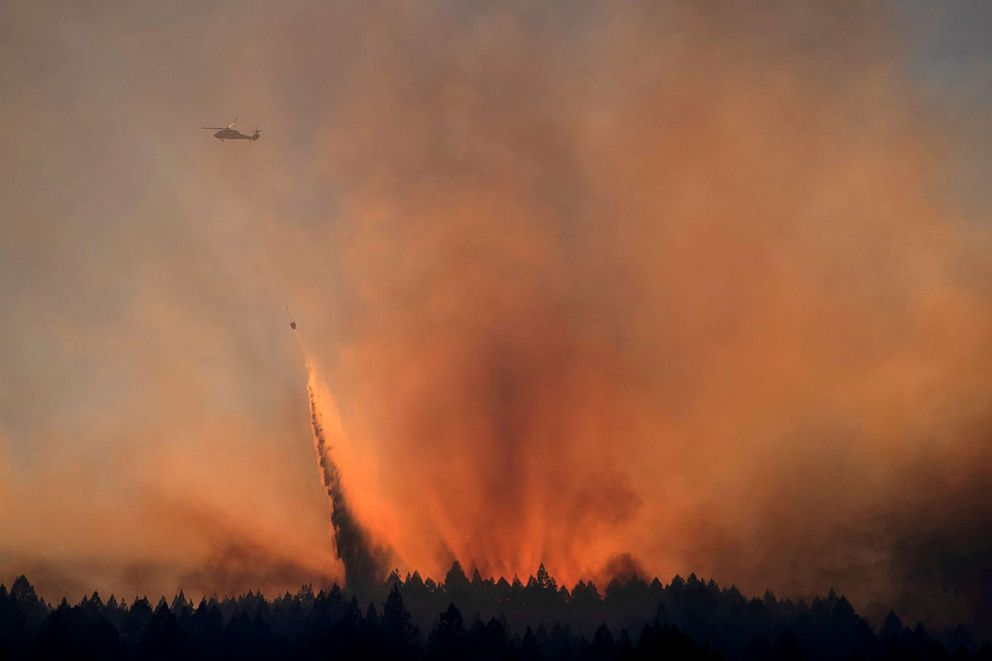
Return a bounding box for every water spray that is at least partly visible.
[306,369,387,595]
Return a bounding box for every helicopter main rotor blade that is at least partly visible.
[226,117,238,129]
[201,127,227,129]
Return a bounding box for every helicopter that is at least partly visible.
[201,118,261,141]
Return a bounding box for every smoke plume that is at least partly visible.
[289,1,992,636]
[0,0,990,637]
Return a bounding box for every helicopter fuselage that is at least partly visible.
[213,128,259,141]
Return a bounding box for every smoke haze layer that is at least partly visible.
[299,1,992,635]
[0,0,990,638]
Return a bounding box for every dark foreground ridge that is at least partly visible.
[1,563,988,660]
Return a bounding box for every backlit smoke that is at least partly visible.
[291,1,992,635]
[0,0,990,638]
[306,364,387,596]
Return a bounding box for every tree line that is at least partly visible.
[1,562,988,659]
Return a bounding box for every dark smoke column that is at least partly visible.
[307,383,386,597]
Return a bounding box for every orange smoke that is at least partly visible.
[287,1,992,629]
[0,0,989,635]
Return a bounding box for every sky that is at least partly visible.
[1,0,991,635]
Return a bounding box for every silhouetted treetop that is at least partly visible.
[1,567,988,660]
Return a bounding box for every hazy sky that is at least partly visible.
[1,0,990,635]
